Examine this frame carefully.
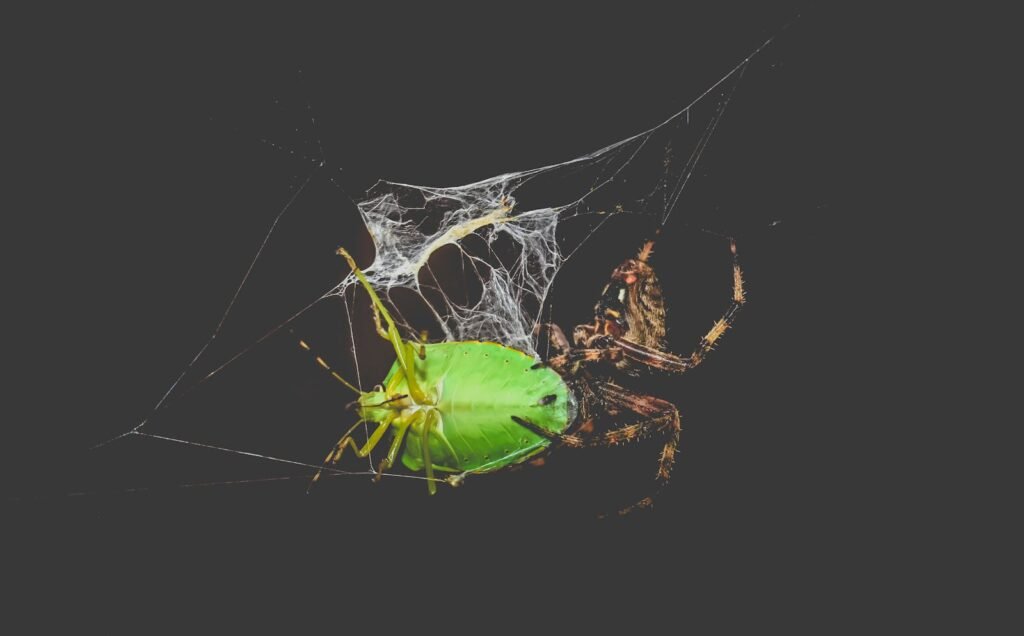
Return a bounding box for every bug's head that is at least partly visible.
[611,239,657,289]
[351,388,412,421]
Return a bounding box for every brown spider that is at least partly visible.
[512,236,746,515]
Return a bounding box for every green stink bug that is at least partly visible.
[308,248,575,495]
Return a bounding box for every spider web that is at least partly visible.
[84,35,776,495]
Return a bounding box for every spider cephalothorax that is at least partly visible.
[302,236,745,515]
[574,240,667,375]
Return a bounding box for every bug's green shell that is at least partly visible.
[384,341,573,474]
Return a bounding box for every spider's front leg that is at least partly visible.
[591,381,681,516]
[551,336,689,374]
[510,380,681,516]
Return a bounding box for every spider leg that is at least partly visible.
[678,237,746,370]
[511,382,682,516]
[546,345,619,374]
[549,338,688,374]
[512,381,678,451]
[591,381,681,516]
[510,416,586,448]
[552,339,688,373]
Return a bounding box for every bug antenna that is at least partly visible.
[290,329,363,395]
[346,393,408,411]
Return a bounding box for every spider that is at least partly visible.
[302,237,745,515]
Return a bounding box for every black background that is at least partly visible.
[7,3,933,628]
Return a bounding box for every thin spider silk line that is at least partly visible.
[27,437,437,501]
[338,45,754,354]
[91,173,316,450]
[341,286,375,470]
[133,432,439,482]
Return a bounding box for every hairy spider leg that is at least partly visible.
[510,416,585,448]
[510,381,681,516]
[555,337,688,373]
[684,238,745,367]
[592,382,681,515]
[337,248,430,404]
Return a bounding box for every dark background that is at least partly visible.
[7,3,931,627]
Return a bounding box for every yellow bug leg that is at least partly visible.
[418,329,428,360]
[308,415,394,491]
[421,410,440,495]
[369,297,389,340]
[309,418,363,491]
[357,419,392,456]
[404,341,422,379]
[374,415,412,482]
[337,248,392,343]
[337,247,429,404]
